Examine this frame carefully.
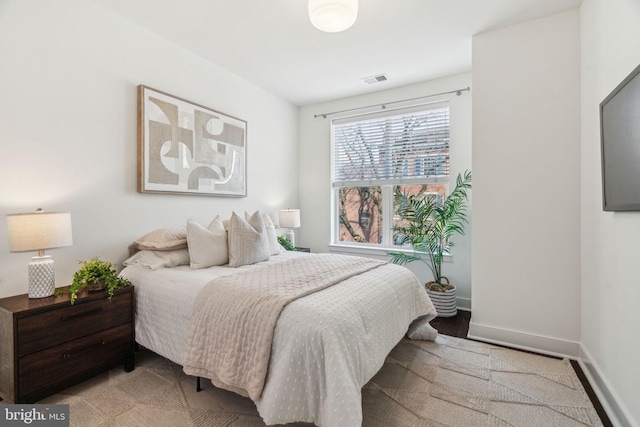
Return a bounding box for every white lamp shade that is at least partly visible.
[7,211,73,253]
[279,209,301,228]
[308,0,358,33]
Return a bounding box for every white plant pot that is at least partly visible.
[426,284,457,317]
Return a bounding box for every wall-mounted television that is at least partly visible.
[600,63,640,211]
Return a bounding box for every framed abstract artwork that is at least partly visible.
[137,85,247,197]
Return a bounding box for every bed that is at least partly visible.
[120,219,438,427]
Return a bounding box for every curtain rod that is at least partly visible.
[313,86,470,119]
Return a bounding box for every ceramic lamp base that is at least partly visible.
[28,255,55,298]
[285,229,296,247]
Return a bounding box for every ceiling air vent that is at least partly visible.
[362,74,389,85]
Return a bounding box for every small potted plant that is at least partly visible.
[388,170,472,317]
[277,235,296,251]
[67,257,131,305]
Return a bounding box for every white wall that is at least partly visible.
[580,0,640,425]
[0,0,298,298]
[298,73,473,309]
[470,10,582,356]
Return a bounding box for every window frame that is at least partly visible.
[330,101,451,251]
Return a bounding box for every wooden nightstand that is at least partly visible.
[0,286,134,403]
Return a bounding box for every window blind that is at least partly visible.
[332,103,450,187]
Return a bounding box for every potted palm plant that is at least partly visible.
[388,170,471,317]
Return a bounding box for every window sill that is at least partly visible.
[328,243,452,262]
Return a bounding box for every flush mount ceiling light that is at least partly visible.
[308,0,358,33]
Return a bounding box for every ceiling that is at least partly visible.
[93,0,582,106]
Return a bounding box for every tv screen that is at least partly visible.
[600,63,640,211]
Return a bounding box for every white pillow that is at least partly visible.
[123,249,190,270]
[127,226,187,255]
[228,211,270,267]
[245,211,281,256]
[187,216,228,269]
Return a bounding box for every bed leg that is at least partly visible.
[196,376,201,392]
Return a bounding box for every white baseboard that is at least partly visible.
[579,345,637,427]
[456,297,471,311]
[467,321,580,358]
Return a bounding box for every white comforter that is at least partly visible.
[121,251,437,426]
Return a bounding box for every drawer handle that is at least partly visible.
[62,341,105,359]
[61,307,103,321]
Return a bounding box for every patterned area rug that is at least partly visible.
[34,335,603,427]
[364,335,603,427]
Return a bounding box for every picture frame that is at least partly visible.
[137,85,247,197]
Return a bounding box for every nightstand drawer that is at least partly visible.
[18,323,132,397]
[16,291,132,356]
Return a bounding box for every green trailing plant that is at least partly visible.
[277,235,296,251]
[388,170,472,291]
[67,257,131,305]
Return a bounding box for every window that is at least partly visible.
[331,102,450,247]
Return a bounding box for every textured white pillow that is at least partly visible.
[245,211,281,256]
[228,211,270,267]
[123,249,190,270]
[187,216,228,269]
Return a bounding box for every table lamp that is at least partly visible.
[278,209,300,247]
[6,209,73,298]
